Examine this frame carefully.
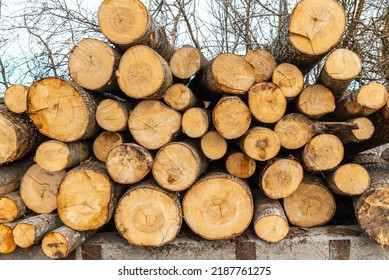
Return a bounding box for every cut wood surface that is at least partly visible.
[169,45,207,80]
[0,191,29,224]
[225,150,256,179]
[200,130,228,160]
[272,63,303,100]
[163,83,199,111]
[0,156,34,196]
[4,84,29,114]
[106,143,153,184]
[183,172,253,240]
[333,117,374,144]
[20,164,66,214]
[96,98,132,132]
[182,107,210,138]
[115,180,182,247]
[128,100,181,150]
[244,48,276,83]
[93,131,130,162]
[0,219,25,254]
[35,140,92,172]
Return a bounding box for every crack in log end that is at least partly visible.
[46,241,64,249]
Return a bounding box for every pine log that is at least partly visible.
[116,45,173,99]
[20,164,66,214]
[106,143,153,184]
[332,117,374,144]
[27,77,101,142]
[248,82,287,124]
[271,0,346,74]
[283,175,336,227]
[68,38,121,93]
[200,130,228,160]
[0,191,30,224]
[169,45,207,81]
[0,156,34,196]
[128,100,182,150]
[93,131,130,162]
[244,48,276,83]
[98,0,174,60]
[13,213,63,248]
[35,140,92,172]
[57,160,124,231]
[115,179,182,247]
[96,98,132,132]
[272,63,303,100]
[239,127,281,161]
[182,107,210,138]
[163,83,200,111]
[4,84,29,114]
[318,48,362,96]
[182,172,253,240]
[152,141,209,191]
[212,96,252,140]
[225,150,256,179]
[41,225,96,259]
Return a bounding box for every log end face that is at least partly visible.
[41,232,69,259]
[0,114,18,165]
[244,49,276,83]
[0,225,17,254]
[272,63,304,99]
[35,140,70,172]
[324,48,362,80]
[200,131,227,160]
[0,197,18,223]
[170,46,203,79]
[4,84,28,114]
[93,131,124,162]
[254,216,289,243]
[13,223,36,248]
[332,163,370,196]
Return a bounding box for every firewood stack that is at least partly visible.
[1,0,388,258]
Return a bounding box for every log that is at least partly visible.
[272,63,303,101]
[13,213,63,249]
[225,150,256,179]
[0,216,32,254]
[0,156,34,196]
[115,179,182,247]
[244,48,276,83]
[116,45,173,99]
[200,130,228,160]
[318,48,362,96]
[169,45,207,81]
[212,96,252,140]
[93,131,130,162]
[68,38,121,93]
[182,107,210,138]
[0,191,30,224]
[152,141,209,191]
[57,160,124,231]
[332,117,374,144]
[182,172,253,240]
[106,143,153,184]
[27,77,101,142]
[380,147,389,163]
[35,140,93,172]
[248,82,287,124]
[128,100,182,150]
[41,225,96,259]
[283,175,336,227]
[239,127,281,161]
[163,83,200,111]
[3,84,29,114]
[271,0,346,74]
[20,164,66,214]
[96,98,132,132]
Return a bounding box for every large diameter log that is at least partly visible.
[152,141,208,191]
[115,180,182,247]
[4,84,29,113]
[333,117,375,144]
[0,191,30,224]
[96,99,132,132]
[200,130,228,160]
[35,140,92,172]
[98,0,174,60]
[0,156,34,196]
[27,77,101,142]
[57,160,124,231]
[244,48,276,83]
[13,213,63,249]
[212,96,252,140]
[271,0,346,74]
[41,225,96,259]
[225,150,256,179]
[106,143,153,184]
[116,45,173,99]
[128,100,182,150]
[169,45,207,81]
[272,63,303,100]
[20,164,66,214]
[182,107,210,138]
[163,83,199,112]
[68,38,121,92]
[93,131,130,162]
[183,172,253,240]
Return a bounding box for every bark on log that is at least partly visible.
[4,84,29,114]
[225,150,256,179]
[182,107,210,138]
[272,63,303,101]
[96,98,132,132]
[0,191,30,224]
[244,48,276,83]
[169,45,207,81]
[200,130,228,160]
[163,83,200,112]
[332,117,374,144]
[93,131,130,162]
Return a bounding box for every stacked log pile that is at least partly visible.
[0,0,388,259]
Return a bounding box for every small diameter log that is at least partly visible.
[128,100,182,150]
[106,143,153,184]
[183,172,253,240]
[13,213,63,249]
[152,141,209,191]
[283,175,336,227]
[239,127,281,161]
[41,225,96,259]
[0,191,29,223]
[244,48,276,83]
[200,130,228,160]
[116,45,173,99]
[272,63,303,101]
[115,180,182,247]
[271,0,346,74]
[68,38,121,92]
[35,140,92,172]
[182,107,210,138]
[253,191,289,243]
[163,83,199,111]
[4,84,29,113]
[169,45,207,81]
[93,131,130,162]
[27,77,101,142]
[318,48,362,96]
[57,160,124,231]
[225,150,256,179]
[96,99,132,132]
[212,96,252,140]
[296,84,336,119]
[326,163,370,196]
[20,164,66,214]
[0,217,32,254]
[248,82,287,124]
[332,117,374,144]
